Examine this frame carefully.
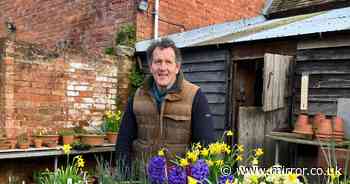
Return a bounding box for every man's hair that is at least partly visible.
[146,38,182,65]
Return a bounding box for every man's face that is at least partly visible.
[150,47,180,88]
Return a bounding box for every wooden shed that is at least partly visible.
[135,1,350,166]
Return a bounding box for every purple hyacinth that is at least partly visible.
[190,159,209,182]
[148,156,166,184]
[168,166,187,184]
[219,175,234,184]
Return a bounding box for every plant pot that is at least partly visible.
[8,138,17,149]
[62,135,74,145]
[18,142,30,149]
[0,142,11,150]
[37,135,59,146]
[106,132,118,144]
[34,138,43,148]
[81,135,105,146]
[46,141,58,148]
[313,112,325,131]
[333,116,344,133]
[293,114,313,135]
[317,118,333,135]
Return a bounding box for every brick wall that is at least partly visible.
[0,0,136,55]
[136,0,266,40]
[0,0,266,54]
[0,39,133,136]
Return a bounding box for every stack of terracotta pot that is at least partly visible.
[293,114,313,135]
[313,112,344,142]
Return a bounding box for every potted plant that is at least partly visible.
[17,133,30,149]
[80,128,106,146]
[35,128,59,147]
[102,109,122,144]
[59,129,75,145]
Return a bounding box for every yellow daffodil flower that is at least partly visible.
[251,158,259,165]
[188,176,198,184]
[215,160,224,166]
[250,175,259,184]
[236,155,243,161]
[186,151,198,162]
[206,160,214,166]
[179,158,189,167]
[237,144,244,153]
[226,130,233,136]
[158,148,165,156]
[200,148,209,157]
[75,155,85,168]
[63,144,72,155]
[287,173,298,183]
[255,148,264,157]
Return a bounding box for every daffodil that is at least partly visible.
[251,158,259,165]
[215,160,224,166]
[179,158,189,167]
[226,130,233,136]
[255,148,264,157]
[236,155,243,161]
[75,155,85,168]
[206,159,214,166]
[186,151,199,162]
[158,148,165,156]
[286,173,299,184]
[188,176,198,184]
[200,148,209,157]
[237,144,244,153]
[63,144,72,155]
[250,175,259,184]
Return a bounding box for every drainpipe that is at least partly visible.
[154,0,159,39]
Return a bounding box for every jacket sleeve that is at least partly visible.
[115,97,137,167]
[191,88,215,146]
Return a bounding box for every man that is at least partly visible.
[115,38,214,164]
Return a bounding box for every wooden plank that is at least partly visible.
[295,60,350,74]
[293,101,337,115]
[294,74,350,89]
[209,103,226,116]
[194,82,226,93]
[297,47,350,61]
[185,71,225,82]
[238,107,265,160]
[270,131,313,139]
[300,73,309,111]
[263,53,292,111]
[205,94,226,103]
[212,115,226,129]
[298,35,350,50]
[182,49,226,64]
[182,61,225,73]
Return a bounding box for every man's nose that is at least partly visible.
[160,62,167,70]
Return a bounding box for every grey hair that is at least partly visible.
[146,38,182,65]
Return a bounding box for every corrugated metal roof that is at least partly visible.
[267,0,347,15]
[135,6,350,52]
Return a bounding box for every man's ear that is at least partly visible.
[175,63,181,74]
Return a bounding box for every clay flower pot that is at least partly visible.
[34,138,43,148]
[313,112,325,131]
[333,116,344,133]
[293,114,313,135]
[18,142,30,149]
[62,135,74,145]
[317,118,333,135]
[106,132,118,144]
[81,134,105,146]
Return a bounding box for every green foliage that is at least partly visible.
[105,47,115,55]
[129,64,144,96]
[115,24,136,47]
[71,141,91,151]
[58,129,75,136]
[102,109,122,133]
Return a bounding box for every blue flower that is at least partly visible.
[148,156,166,184]
[219,175,234,184]
[168,166,187,184]
[190,159,209,182]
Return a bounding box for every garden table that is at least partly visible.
[0,143,115,170]
[266,133,350,164]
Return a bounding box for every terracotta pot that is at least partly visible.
[46,141,58,148]
[0,143,11,150]
[106,132,118,144]
[313,112,325,131]
[34,138,43,148]
[18,142,30,149]
[62,135,74,145]
[293,114,313,135]
[81,135,105,146]
[37,135,59,146]
[317,118,333,135]
[8,138,17,149]
[333,116,344,133]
